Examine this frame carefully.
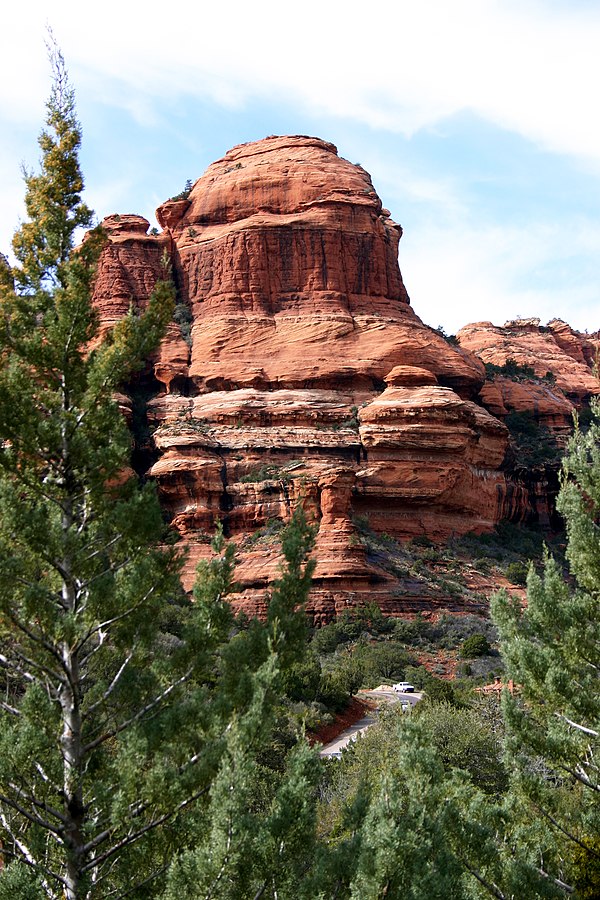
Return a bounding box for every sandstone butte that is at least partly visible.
[90,136,600,622]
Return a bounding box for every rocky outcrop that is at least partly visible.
[456,317,600,533]
[457,318,600,404]
[478,378,575,435]
[93,137,590,622]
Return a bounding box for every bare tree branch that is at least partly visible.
[555,712,598,737]
[456,854,506,900]
[0,790,63,835]
[0,699,21,716]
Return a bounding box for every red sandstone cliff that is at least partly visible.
[90,137,596,621]
[457,318,600,410]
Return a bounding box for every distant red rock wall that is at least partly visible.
[90,138,597,622]
[457,318,600,405]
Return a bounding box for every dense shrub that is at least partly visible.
[459,633,491,658]
[505,560,530,585]
[173,302,193,346]
[504,410,561,468]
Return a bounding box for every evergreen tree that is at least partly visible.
[0,41,321,900]
[492,398,600,896]
[314,711,522,900]
[0,41,320,900]
[0,40,186,899]
[160,514,320,900]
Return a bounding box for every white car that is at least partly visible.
[393,682,415,693]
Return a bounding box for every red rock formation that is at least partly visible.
[478,378,575,435]
[155,136,485,397]
[456,317,600,533]
[92,214,191,385]
[90,137,533,621]
[456,318,600,403]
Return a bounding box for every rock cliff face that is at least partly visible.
[457,318,600,410]
[90,137,596,621]
[457,317,600,531]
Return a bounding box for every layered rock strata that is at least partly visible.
[457,318,600,412]
[91,137,517,621]
[457,317,600,531]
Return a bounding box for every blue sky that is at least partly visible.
[2,0,600,333]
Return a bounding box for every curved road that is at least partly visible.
[319,689,423,759]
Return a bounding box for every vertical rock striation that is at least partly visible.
[91,137,524,620]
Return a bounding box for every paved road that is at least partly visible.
[319,690,423,759]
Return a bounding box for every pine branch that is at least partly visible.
[76,553,134,594]
[83,652,134,718]
[455,854,506,900]
[558,760,600,792]
[0,813,63,898]
[537,865,574,894]
[7,775,69,829]
[90,745,209,835]
[82,667,193,753]
[8,614,67,677]
[0,650,51,685]
[77,587,155,656]
[204,809,234,899]
[34,760,63,795]
[80,784,210,871]
[83,531,124,564]
[534,802,600,860]
[0,789,64,834]
[102,862,170,900]
[555,711,598,737]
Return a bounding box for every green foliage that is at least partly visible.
[240,460,304,484]
[459,633,491,658]
[413,699,508,796]
[0,44,321,900]
[504,410,561,468]
[434,325,460,346]
[491,397,600,894]
[317,709,534,899]
[159,508,320,900]
[169,178,193,201]
[408,670,461,705]
[243,516,284,548]
[485,356,537,381]
[570,836,600,899]
[340,405,360,429]
[173,301,192,346]
[240,463,285,483]
[0,864,43,900]
[505,559,530,585]
[454,520,549,562]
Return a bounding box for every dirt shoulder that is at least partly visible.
[307,696,376,747]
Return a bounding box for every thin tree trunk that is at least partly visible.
[60,409,86,900]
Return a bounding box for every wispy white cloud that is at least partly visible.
[2,0,600,334]
[4,1,600,160]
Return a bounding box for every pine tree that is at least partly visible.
[0,42,322,900]
[0,40,189,899]
[160,513,320,900]
[492,398,600,896]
